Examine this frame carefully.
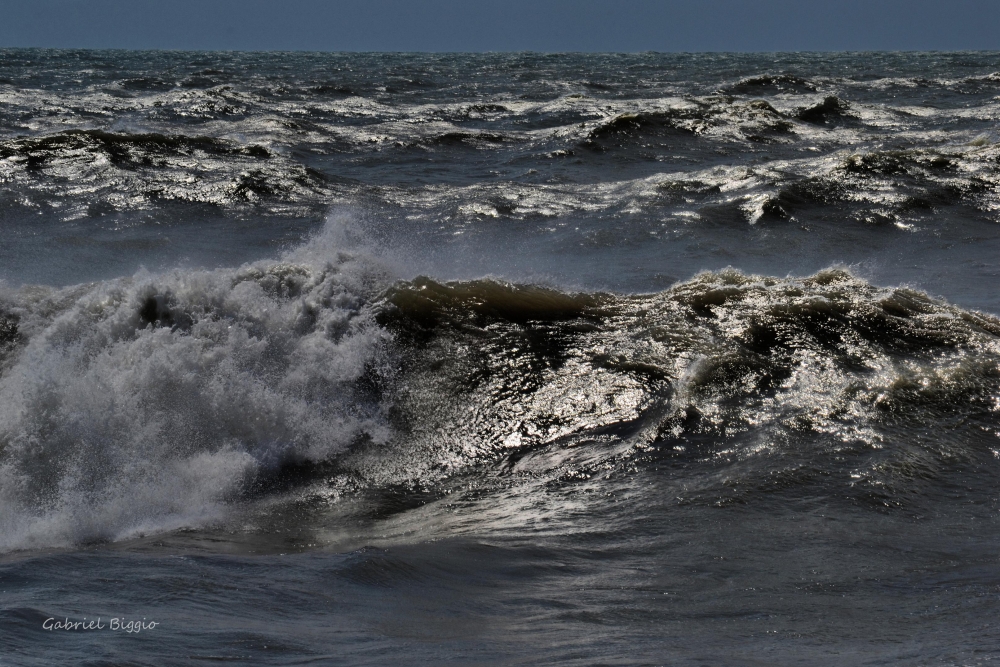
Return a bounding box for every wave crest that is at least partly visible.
[2,247,999,551]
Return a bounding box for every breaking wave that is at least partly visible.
[1,219,998,552]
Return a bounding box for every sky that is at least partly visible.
[1,0,998,52]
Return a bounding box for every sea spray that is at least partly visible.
[0,220,396,551]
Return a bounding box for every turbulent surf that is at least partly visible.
[2,50,1000,665]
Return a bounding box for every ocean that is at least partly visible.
[2,49,1000,665]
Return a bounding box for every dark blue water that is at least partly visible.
[2,50,1000,665]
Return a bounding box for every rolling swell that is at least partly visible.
[4,51,1000,268]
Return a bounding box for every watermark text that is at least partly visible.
[42,617,159,633]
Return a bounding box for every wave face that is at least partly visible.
[372,269,1000,510]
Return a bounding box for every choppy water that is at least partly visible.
[2,49,1000,665]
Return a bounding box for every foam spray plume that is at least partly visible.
[0,219,397,551]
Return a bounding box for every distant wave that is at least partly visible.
[722,73,819,95]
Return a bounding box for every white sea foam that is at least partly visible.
[0,216,396,552]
